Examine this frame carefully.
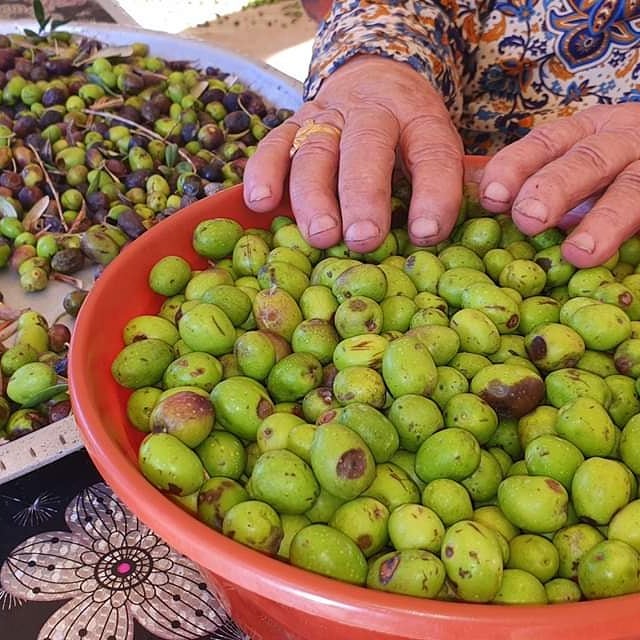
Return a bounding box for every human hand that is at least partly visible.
[243,55,464,253]
[479,104,640,267]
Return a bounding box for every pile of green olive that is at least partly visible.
[0,30,292,292]
[111,209,640,605]
[0,309,71,440]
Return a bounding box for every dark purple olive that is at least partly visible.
[18,185,44,209]
[0,171,22,193]
[85,147,104,170]
[262,113,281,129]
[119,105,141,123]
[105,158,128,178]
[39,109,63,128]
[14,58,33,77]
[140,101,161,122]
[239,132,257,146]
[0,71,6,89]
[151,93,172,114]
[238,90,267,116]
[48,323,72,352]
[200,88,225,105]
[0,48,18,72]
[222,92,239,112]
[88,208,108,224]
[86,191,110,212]
[41,216,66,233]
[181,122,199,143]
[117,209,147,239]
[0,35,10,48]
[67,79,85,95]
[198,160,224,182]
[45,58,74,76]
[91,121,109,137]
[181,174,202,197]
[54,356,68,377]
[30,65,48,82]
[48,400,71,423]
[224,110,250,134]
[119,72,145,95]
[123,169,152,190]
[197,123,224,150]
[51,248,85,275]
[42,86,69,108]
[127,134,148,149]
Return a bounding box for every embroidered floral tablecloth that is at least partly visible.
[0,451,249,640]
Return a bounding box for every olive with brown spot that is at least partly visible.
[310,422,376,500]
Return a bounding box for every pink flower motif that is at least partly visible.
[1,483,247,640]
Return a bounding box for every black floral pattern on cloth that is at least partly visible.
[0,451,249,640]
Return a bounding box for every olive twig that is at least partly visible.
[83,109,197,172]
[27,144,68,232]
[0,319,20,344]
[67,199,87,234]
[51,273,84,289]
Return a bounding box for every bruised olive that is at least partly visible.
[51,248,85,274]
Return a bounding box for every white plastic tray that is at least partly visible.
[0,21,303,484]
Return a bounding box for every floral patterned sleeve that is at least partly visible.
[302,0,478,122]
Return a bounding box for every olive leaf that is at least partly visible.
[33,0,46,29]
[23,28,41,39]
[51,19,71,31]
[79,45,134,65]
[189,80,209,100]
[22,195,51,232]
[165,143,179,168]
[0,196,19,219]
[21,383,69,409]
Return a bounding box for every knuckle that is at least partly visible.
[521,125,566,156]
[567,142,611,173]
[294,136,340,160]
[614,161,640,193]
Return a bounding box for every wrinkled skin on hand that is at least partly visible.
[243,55,465,253]
[480,104,640,268]
[245,57,640,269]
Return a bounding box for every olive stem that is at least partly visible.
[83,109,197,172]
[26,144,68,232]
[0,320,19,344]
[51,273,84,289]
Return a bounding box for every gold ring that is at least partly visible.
[289,119,342,159]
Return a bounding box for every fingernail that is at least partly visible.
[566,231,595,254]
[249,185,271,203]
[482,182,511,204]
[513,198,548,223]
[308,215,337,237]
[410,217,439,240]
[344,220,380,243]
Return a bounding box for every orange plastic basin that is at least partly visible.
[69,158,639,640]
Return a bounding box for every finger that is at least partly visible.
[400,111,464,245]
[510,132,640,236]
[562,160,640,268]
[337,105,399,252]
[243,104,319,212]
[479,115,595,212]
[288,110,345,249]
